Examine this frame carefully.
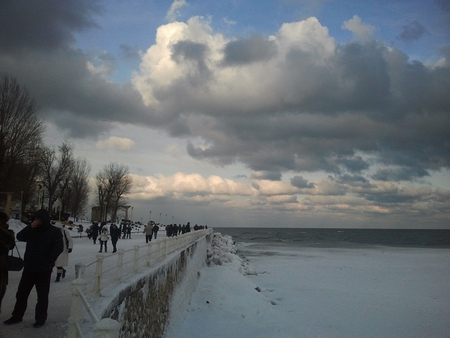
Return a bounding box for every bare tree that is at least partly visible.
[65,157,91,219]
[0,74,44,192]
[38,142,74,214]
[95,163,132,222]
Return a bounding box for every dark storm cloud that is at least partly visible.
[176,39,450,181]
[0,0,100,53]
[336,174,373,188]
[251,171,282,181]
[336,156,369,173]
[397,21,428,43]
[0,0,153,138]
[290,175,315,188]
[221,35,277,66]
[372,167,430,182]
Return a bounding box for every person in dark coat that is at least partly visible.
[152,224,159,240]
[109,224,121,253]
[185,222,191,233]
[91,222,99,244]
[0,211,15,314]
[4,209,63,328]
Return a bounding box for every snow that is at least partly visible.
[167,236,450,338]
[2,221,450,338]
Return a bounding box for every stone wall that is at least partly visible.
[100,235,210,338]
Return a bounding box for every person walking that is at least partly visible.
[99,227,109,253]
[91,222,99,244]
[53,222,73,282]
[0,211,15,314]
[126,224,132,239]
[109,224,121,253]
[4,209,63,328]
[152,223,159,240]
[144,222,153,243]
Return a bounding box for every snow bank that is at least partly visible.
[207,232,237,266]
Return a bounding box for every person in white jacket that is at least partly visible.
[53,222,73,282]
[99,227,109,253]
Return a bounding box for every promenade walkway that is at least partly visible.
[0,231,165,338]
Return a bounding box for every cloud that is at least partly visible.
[132,15,450,184]
[0,0,100,53]
[0,0,153,138]
[372,166,430,182]
[166,0,188,23]
[221,35,277,66]
[96,137,135,152]
[290,175,315,188]
[397,20,428,43]
[342,15,376,42]
[130,172,256,200]
[1,1,449,198]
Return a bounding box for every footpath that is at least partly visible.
[0,231,163,338]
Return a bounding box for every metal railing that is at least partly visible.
[67,229,213,338]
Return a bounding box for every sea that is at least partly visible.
[213,227,450,248]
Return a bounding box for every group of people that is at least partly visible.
[159,222,209,238]
[143,222,160,243]
[88,221,134,253]
[0,209,72,328]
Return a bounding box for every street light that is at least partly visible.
[103,201,107,222]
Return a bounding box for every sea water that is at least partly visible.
[213,227,450,248]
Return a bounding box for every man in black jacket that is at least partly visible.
[3,209,63,328]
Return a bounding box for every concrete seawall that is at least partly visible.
[100,233,212,338]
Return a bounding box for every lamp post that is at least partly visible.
[149,210,152,222]
[20,191,23,221]
[38,184,44,209]
[103,201,107,223]
[131,207,134,222]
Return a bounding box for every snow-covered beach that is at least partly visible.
[1,221,450,338]
[168,234,450,338]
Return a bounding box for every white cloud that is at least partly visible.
[342,15,376,41]
[129,172,256,200]
[166,0,188,23]
[95,137,135,152]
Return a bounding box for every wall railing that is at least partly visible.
[67,229,213,338]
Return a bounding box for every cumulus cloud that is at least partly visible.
[96,137,135,152]
[132,15,450,185]
[1,2,449,200]
[130,172,256,200]
[166,0,188,23]
[342,15,376,41]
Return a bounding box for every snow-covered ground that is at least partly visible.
[167,234,450,338]
[1,219,165,338]
[2,221,450,338]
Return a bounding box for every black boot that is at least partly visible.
[62,268,66,278]
[55,273,61,282]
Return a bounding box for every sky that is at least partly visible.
[0,0,449,228]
